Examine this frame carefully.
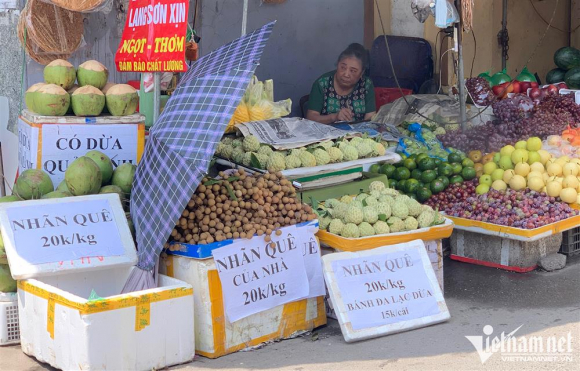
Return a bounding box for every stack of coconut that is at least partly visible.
[25,59,139,117]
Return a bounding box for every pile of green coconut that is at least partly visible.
[25,59,139,117]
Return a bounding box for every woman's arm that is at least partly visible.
[364,112,376,120]
[306,110,338,124]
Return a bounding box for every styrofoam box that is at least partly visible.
[160,254,326,359]
[0,292,19,346]
[0,195,195,370]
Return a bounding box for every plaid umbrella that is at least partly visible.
[124,22,275,291]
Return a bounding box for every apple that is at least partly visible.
[527,151,541,165]
[476,184,490,195]
[479,174,493,186]
[526,137,542,151]
[483,162,497,175]
[515,141,527,150]
[491,168,505,181]
[511,149,529,164]
[500,145,516,157]
[499,155,514,170]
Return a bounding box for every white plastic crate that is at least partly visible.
[0,292,19,346]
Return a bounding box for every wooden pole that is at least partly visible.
[456,1,467,130]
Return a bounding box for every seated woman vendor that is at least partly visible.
[306,43,376,124]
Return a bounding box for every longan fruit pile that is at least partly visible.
[167,169,316,246]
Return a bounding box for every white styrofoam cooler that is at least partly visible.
[0,195,195,370]
[0,292,19,346]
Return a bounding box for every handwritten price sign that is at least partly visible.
[211,224,316,322]
[115,0,189,72]
[6,199,124,265]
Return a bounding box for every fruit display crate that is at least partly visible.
[0,292,19,346]
[560,227,580,256]
[298,173,388,204]
[317,218,454,252]
[160,221,326,358]
[445,214,580,242]
[18,110,145,186]
[214,152,401,190]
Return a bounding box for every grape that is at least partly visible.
[466,78,494,106]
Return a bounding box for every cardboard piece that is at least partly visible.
[323,239,450,342]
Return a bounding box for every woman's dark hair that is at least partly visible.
[337,43,369,71]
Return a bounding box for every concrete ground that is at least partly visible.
[1,256,579,371]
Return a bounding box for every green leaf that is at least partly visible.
[308,196,319,209]
[225,183,237,201]
[379,214,387,222]
[226,176,240,182]
[250,153,262,168]
[362,199,368,207]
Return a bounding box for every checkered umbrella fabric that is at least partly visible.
[131,22,275,271]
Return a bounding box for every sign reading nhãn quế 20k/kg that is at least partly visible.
[115,0,189,73]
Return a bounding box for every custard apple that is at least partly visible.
[285,155,302,169]
[378,195,394,205]
[350,200,364,209]
[406,199,423,217]
[363,206,378,224]
[341,223,360,238]
[328,219,345,235]
[232,147,245,163]
[374,142,386,156]
[356,193,369,202]
[358,222,375,237]
[327,147,344,163]
[299,151,317,167]
[369,181,386,193]
[434,127,446,135]
[319,140,334,149]
[319,216,332,230]
[355,142,373,158]
[331,203,348,219]
[325,198,340,208]
[418,210,435,229]
[376,203,392,218]
[289,148,303,157]
[344,205,364,224]
[392,200,409,219]
[340,195,353,204]
[341,145,359,161]
[350,137,363,145]
[221,137,233,145]
[258,145,274,156]
[381,188,399,196]
[243,135,260,152]
[266,153,286,172]
[373,221,390,235]
[255,153,269,169]
[242,152,254,166]
[232,139,243,148]
[313,148,331,166]
[364,196,378,207]
[434,212,446,225]
[404,216,418,231]
[370,190,381,198]
[387,217,405,233]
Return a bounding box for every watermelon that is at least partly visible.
[564,67,580,89]
[546,68,567,84]
[554,47,580,71]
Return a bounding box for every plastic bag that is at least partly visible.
[143,72,174,93]
[434,0,459,28]
[38,0,114,13]
[411,0,434,23]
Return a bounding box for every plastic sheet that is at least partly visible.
[18,0,85,65]
[38,0,114,13]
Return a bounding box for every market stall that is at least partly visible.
[1,0,580,369]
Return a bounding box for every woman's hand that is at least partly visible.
[336,108,354,122]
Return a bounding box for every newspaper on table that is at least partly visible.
[372,94,494,128]
[236,117,354,150]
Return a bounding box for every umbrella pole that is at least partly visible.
[241,0,248,36]
[153,72,161,123]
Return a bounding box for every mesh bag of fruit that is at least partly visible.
[401,123,451,160]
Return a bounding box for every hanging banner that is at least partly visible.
[115,0,189,73]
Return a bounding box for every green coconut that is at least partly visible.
[0,195,22,203]
[13,169,54,200]
[77,60,108,89]
[72,85,105,117]
[56,180,71,193]
[65,157,102,196]
[99,185,124,204]
[25,83,46,113]
[0,264,16,293]
[67,85,79,114]
[34,84,70,116]
[106,84,139,116]
[111,163,136,195]
[41,190,72,199]
[100,83,115,114]
[85,150,114,185]
[44,59,76,90]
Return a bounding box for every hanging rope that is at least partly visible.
[461,0,474,32]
